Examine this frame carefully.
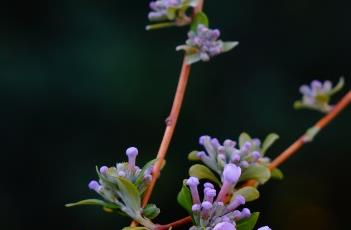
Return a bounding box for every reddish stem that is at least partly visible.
[155,216,193,230]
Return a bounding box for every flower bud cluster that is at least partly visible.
[196,135,270,177]
[186,173,250,230]
[295,78,344,113]
[88,147,153,203]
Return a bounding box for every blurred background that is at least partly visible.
[1,0,350,229]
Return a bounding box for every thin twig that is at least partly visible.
[130,1,205,228]
[141,0,205,209]
[155,216,193,230]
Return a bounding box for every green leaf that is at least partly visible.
[135,159,158,187]
[234,187,260,202]
[116,176,141,213]
[188,151,200,161]
[189,164,221,185]
[271,168,284,180]
[190,12,209,32]
[143,204,160,219]
[239,133,252,148]
[239,165,271,184]
[185,53,202,65]
[221,41,239,53]
[146,22,176,31]
[261,133,279,155]
[166,7,177,20]
[329,77,345,95]
[65,199,119,209]
[177,181,193,214]
[236,212,260,230]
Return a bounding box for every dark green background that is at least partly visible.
[1,0,350,229]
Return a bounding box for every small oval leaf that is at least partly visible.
[189,164,221,185]
[188,151,200,161]
[237,212,260,230]
[221,41,239,53]
[271,168,284,180]
[116,176,141,213]
[261,133,279,155]
[239,165,271,184]
[234,187,260,202]
[177,181,193,214]
[190,12,209,31]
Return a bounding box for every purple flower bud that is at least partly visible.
[252,138,261,147]
[251,151,261,161]
[227,195,245,212]
[197,151,206,159]
[186,177,200,204]
[199,135,211,145]
[240,208,251,219]
[311,80,322,90]
[240,161,249,168]
[211,138,220,147]
[231,153,240,162]
[216,164,241,202]
[126,147,138,169]
[201,201,213,219]
[241,142,252,153]
[204,188,216,203]
[201,201,212,209]
[224,139,236,148]
[88,180,101,192]
[192,204,201,212]
[223,164,241,184]
[99,166,108,174]
[232,210,241,219]
[204,182,214,189]
[213,222,236,230]
[299,85,310,95]
[257,226,272,230]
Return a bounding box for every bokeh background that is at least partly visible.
[1,0,350,229]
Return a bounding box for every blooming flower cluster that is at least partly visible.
[294,78,344,113]
[177,25,238,64]
[147,0,199,29]
[186,164,270,230]
[193,135,271,178]
[89,147,154,202]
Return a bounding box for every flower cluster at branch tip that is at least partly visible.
[147,0,199,28]
[195,135,270,178]
[88,147,154,202]
[186,25,223,61]
[186,170,271,229]
[186,168,250,229]
[295,78,344,113]
[177,24,239,64]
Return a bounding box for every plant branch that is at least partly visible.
[269,90,351,170]
[141,0,205,209]
[242,90,351,188]
[155,216,193,230]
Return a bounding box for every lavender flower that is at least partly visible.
[187,176,252,230]
[294,78,344,113]
[177,24,239,64]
